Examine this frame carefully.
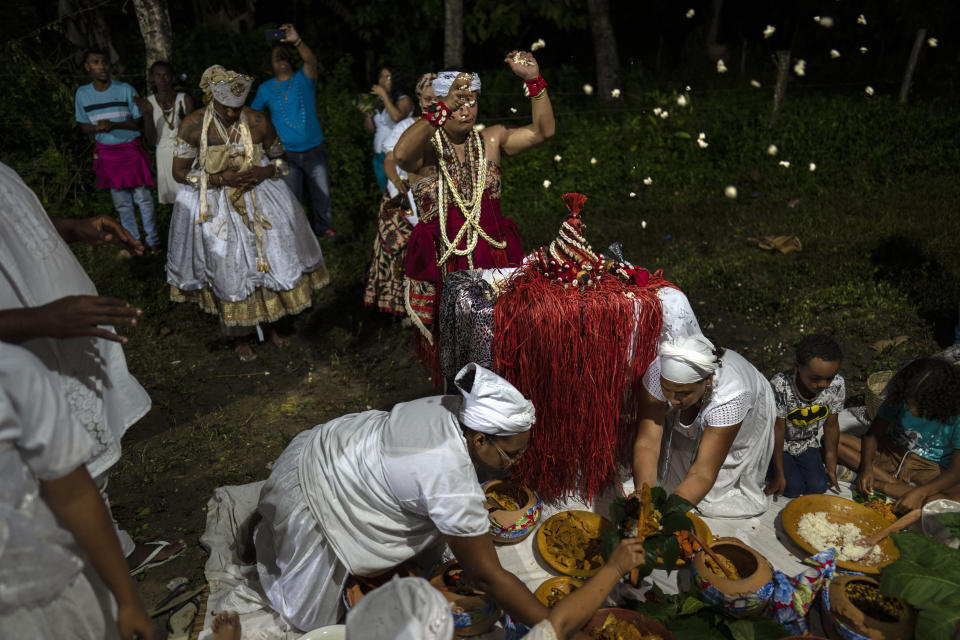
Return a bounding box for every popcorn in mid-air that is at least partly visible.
[716,59,728,73]
[857,14,867,25]
[865,86,875,96]
[767,144,778,156]
[830,49,841,59]
[643,177,653,185]
[928,38,939,48]
[590,157,598,165]
[763,25,776,38]
[778,160,791,168]
[750,79,762,88]
[531,38,546,51]
[611,88,621,98]
[677,94,688,107]
[542,179,551,188]
[859,46,869,54]
[809,163,817,172]
[686,9,695,18]
[553,154,562,162]
[583,84,594,95]
[793,59,806,76]
[724,186,738,198]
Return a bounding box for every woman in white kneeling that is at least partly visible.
[255,363,549,631]
[632,335,776,518]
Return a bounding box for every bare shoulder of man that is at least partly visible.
[178,112,203,145]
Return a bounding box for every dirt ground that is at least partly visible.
[100,232,933,636]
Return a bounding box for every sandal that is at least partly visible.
[166,597,199,640]
[129,538,187,576]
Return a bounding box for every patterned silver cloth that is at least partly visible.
[439,271,498,388]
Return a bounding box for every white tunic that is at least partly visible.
[147,92,187,204]
[0,343,118,639]
[255,396,489,631]
[372,96,410,154]
[0,162,151,478]
[383,116,419,223]
[643,349,775,518]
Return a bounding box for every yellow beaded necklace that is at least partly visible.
[432,128,504,269]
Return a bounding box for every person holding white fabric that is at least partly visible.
[0,161,186,574]
[254,363,551,631]
[0,342,155,639]
[632,335,776,518]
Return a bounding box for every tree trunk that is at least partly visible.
[769,50,791,128]
[706,0,726,59]
[898,27,927,105]
[59,0,121,69]
[132,0,173,79]
[586,0,621,98]
[443,0,463,68]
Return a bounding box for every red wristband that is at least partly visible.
[424,100,450,128]
[523,73,548,98]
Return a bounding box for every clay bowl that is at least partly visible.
[341,561,421,610]
[655,512,713,569]
[691,537,774,617]
[536,510,612,578]
[429,559,501,637]
[582,608,675,640]
[534,576,584,608]
[483,479,542,544]
[821,574,915,640]
[781,494,899,574]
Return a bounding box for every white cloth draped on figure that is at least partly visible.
[0,162,151,480]
[255,395,489,631]
[166,142,325,303]
[0,343,119,639]
[643,349,776,518]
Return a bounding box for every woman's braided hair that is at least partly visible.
[884,357,960,424]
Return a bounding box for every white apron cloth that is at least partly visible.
[166,142,325,302]
[644,349,776,518]
[0,343,119,639]
[0,162,151,479]
[147,92,187,204]
[255,396,488,631]
[383,116,419,224]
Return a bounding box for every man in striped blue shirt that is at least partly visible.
[75,49,160,252]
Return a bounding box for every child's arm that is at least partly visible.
[858,416,890,495]
[765,417,786,496]
[41,465,155,640]
[823,414,840,491]
[545,538,646,639]
[895,450,960,511]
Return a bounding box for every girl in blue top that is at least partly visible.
[839,357,960,511]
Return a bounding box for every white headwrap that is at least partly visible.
[433,71,482,97]
[659,334,720,383]
[455,363,535,435]
[345,576,453,640]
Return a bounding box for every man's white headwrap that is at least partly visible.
[345,576,453,640]
[433,71,482,97]
[455,363,535,435]
[200,65,253,107]
[659,334,720,383]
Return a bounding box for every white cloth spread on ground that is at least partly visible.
[345,575,453,640]
[644,349,776,518]
[0,162,151,479]
[0,343,119,639]
[256,396,488,631]
[197,409,874,640]
[166,141,325,303]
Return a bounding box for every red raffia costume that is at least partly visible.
[493,193,675,501]
[404,129,524,367]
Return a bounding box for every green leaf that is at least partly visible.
[678,595,707,615]
[661,511,693,536]
[637,537,658,577]
[662,493,695,517]
[726,618,756,640]
[659,532,682,573]
[938,512,960,539]
[608,496,627,526]
[598,523,621,559]
[650,485,668,505]
[675,131,692,139]
[880,532,960,640]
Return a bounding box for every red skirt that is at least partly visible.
[405,197,524,283]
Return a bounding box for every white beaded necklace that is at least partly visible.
[432,128,503,269]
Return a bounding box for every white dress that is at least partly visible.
[166,138,328,327]
[255,395,489,631]
[0,343,119,639]
[372,95,411,154]
[643,349,776,518]
[383,116,418,223]
[147,92,187,204]
[0,162,151,479]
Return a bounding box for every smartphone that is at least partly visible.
[265,28,287,41]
